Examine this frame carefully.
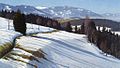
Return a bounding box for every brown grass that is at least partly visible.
[6,55,37,68]
[2,44,46,68]
[10,52,41,63]
[15,46,45,58]
[0,43,13,58]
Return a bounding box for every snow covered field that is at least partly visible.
[0,18,21,45]
[0,17,54,67]
[15,31,120,68]
[0,17,120,68]
[0,17,54,45]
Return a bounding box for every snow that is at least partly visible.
[36,6,47,10]
[32,10,45,15]
[115,31,120,35]
[50,10,55,14]
[0,17,54,34]
[0,17,120,68]
[5,6,11,11]
[0,17,21,45]
[0,61,13,68]
[16,31,120,68]
[55,13,58,16]
[0,30,21,45]
[0,17,22,67]
[66,10,71,14]
[0,17,54,67]
[78,8,84,11]
[96,26,111,31]
[0,16,54,48]
[87,10,91,13]
[0,16,50,67]
[72,25,111,31]
[106,13,110,16]
[59,12,63,14]
[26,23,54,34]
[0,17,13,29]
[24,6,27,8]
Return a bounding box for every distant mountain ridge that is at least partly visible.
[102,13,120,17]
[0,3,120,21]
[0,3,52,17]
[38,6,102,18]
[0,3,102,18]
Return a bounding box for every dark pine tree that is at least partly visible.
[80,22,85,34]
[13,10,26,35]
[74,25,78,33]
[65,22,72,32]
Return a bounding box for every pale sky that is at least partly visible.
[0,0,120,14]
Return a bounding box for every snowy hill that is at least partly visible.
[16,31,120,68]
[0,17,120,68]
[0,3,102,18]
[38,6,102,18]
[0,3,52,17]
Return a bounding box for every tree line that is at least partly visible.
[0,9,81,34]
[72,17,120,58]
[0,9,75,33]
[0,10,62,34]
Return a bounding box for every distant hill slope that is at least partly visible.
[69,19,120,31]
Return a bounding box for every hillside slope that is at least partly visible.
[0,17,120,68]
[1,31,119,68]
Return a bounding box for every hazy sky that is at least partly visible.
[0,0,120,14]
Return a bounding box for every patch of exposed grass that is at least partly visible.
[6,55,37,68]
[0,43,13,58]
[10,52,41,63]
[15,46,45,58]
[57,19,73,24]
[3,44,45,68]
[41,30,59,34]
[28,30,59,36]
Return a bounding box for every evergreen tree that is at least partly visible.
[77,28,81,34]
[57,22,62,30]
[53,21,61,30]
[36,17,42,25]
[97,26,100,31]
[84,16,96,35]
[80,22,85,34]
[65,22,72,32]
[102,26,106,32]
[13,10,26,35]
[47,19,53,27]
[74,26,78,33]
